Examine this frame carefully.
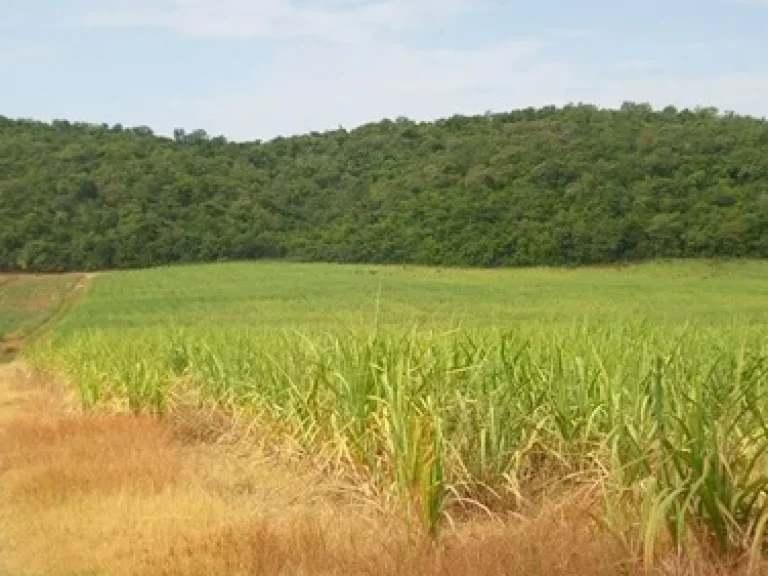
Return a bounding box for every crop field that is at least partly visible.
[0,273,83,358]
[25,260,768,568]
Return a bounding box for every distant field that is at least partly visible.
[28,260,768,564]
[0,274,83,357]
[51,260,768,334]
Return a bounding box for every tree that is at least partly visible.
[0,105,766,272]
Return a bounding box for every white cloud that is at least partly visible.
[0,44,52,68]
[548,28,594,40]
[158,36,768,141]
[616,60,658,72]
[83,0,485,43]
[159,39,573,139]
[54,0,768,140]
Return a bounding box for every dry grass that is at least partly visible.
[149,503,636,576]
[0,363,760,576]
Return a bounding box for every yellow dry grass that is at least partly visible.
[0,363,758,576]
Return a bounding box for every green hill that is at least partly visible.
[1,103,766,272]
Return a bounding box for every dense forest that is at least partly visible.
[1,103,766,272]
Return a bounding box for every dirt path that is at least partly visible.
[0,273,95,359]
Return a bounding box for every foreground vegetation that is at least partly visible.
[28,261,768,567]
[0,360,667,576]
[2,104,768,272]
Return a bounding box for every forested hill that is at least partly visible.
[1,104,767,272]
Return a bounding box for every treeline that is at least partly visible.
[1,103,767,272]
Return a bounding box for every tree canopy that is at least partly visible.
[1,103,766,272]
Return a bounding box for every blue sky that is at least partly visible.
[1,0,767,140]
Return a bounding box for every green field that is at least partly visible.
[29,261,768,556]
[50,260,768,332]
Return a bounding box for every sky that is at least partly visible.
[1,0,767,141]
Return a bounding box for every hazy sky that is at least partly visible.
[2,0,767,140]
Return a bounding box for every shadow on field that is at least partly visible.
[0,363,757,576]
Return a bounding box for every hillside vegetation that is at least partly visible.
[1,104,767,272]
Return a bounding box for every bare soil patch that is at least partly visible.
[0,336,22,359]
